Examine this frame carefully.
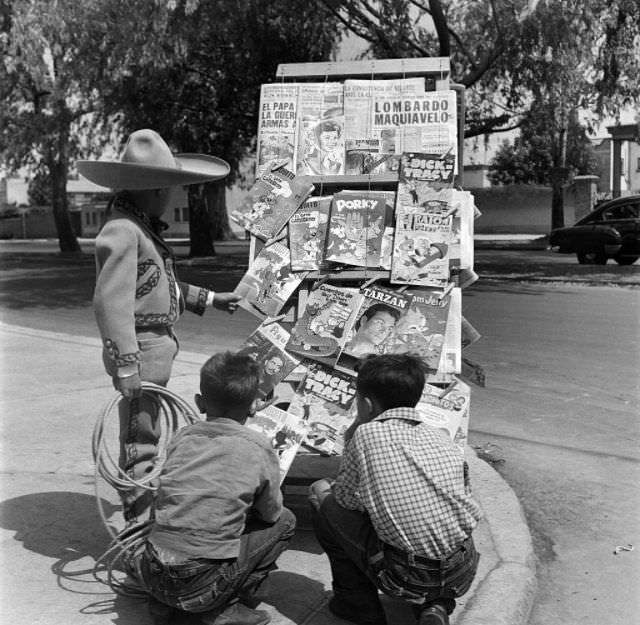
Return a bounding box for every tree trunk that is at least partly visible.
[49,157,81,254]
[429,0,450,57]
[550,167,569,230]
[188,185,216,257]
[205,181,234,241]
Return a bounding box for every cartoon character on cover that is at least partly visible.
[410,236,448,270]
[290,299,343,357]
[388,305,433,356]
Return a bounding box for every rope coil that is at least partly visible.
[92,383,200,594]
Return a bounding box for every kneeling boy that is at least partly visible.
[309,354,481,625]
[127,352,296,625]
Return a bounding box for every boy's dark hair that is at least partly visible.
[355,354,428,410]
[200,352,260,411]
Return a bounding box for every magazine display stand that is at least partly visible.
[235,58,480,486]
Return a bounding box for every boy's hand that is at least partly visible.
[213,292,242,313]
[309,478,333,511]
[117,373,142,399]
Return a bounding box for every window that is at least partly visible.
[85,212,91,225]
[637,157,640,172]
[173,206,189,222]
[174,207,181,222]
[602,204,639,221]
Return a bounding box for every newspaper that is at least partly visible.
[295,82,345,176]
[371,90,458,172]
[255,83,300,178]
[343,78,425,174]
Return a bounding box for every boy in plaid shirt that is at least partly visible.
[309,354,481,625]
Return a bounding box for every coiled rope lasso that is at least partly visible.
[92,383,200,595]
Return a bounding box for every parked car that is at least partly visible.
[548,195,640,265]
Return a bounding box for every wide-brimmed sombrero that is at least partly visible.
[76,129,230,190]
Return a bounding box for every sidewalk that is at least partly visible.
[0,322,536,625]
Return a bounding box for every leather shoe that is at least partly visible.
[201,602,271,625]
[327,596,387,625]
[417,602,449,625]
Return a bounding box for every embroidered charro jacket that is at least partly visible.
[94,196,211,373]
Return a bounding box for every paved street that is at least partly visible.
[0,242,639,624]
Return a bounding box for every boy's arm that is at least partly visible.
[331,435,364,511]
[251,450,284,523]
[178,282,241,315]
[94,221,141,389]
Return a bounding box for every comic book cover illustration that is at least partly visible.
[335,285,412,374]
[397,151,456,197]
[416,378,470,453]
[234,241,306,318]
[287,361,357,456]
[426,287,461,382]
[383,287,451,373]
[371,90,458,172]
[246,405,309,483]
[285,284,363,367]
[229,166,314,241]
[391,202,454,289]
[288,195,332,272]
[237,320,301,398]
[255,83,300,178]
[295,82,345,176]
[343,78,424,175]
[324,191,388,268]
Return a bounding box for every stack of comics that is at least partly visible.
[231,73,482,472]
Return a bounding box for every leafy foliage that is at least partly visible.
[488,109,600,186]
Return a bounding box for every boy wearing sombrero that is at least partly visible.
[78,129,242,522]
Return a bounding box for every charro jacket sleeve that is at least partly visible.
[178,281,212,316]
[93,219,140,373]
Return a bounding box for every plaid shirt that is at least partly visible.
[333,407,482,559]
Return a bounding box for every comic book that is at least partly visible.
[285,283,363,367]
[286,361,357,456]
[383,287,452,374]
[416,378,470,453]
[229,166,314,241]
[295,82,345,176]
[237,320,301,398]
[343,78,425,175]
[246,405,309,483]
[391,199,454,289]
[324,191,389,268]
[397,151,456,200]
[234,241,306,318]
[371,90,458,173]
[288,195,332,272]
[335,284,413,374]
[255,83,300,178]
[426,286,461,382]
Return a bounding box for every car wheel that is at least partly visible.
[613,255,639,265]
[577,251,607,264]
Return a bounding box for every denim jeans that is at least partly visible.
[103,327,179,521]
[127,507,296,615]
[311,494,479,618]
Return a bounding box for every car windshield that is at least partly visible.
[575,198,640,225]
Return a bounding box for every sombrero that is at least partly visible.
[76,129,230,190]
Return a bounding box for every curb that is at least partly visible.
[459,448,537,625]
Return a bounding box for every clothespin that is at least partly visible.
[256,395,280,412]
[397,285,409,293]
[439,281,455,300]
[361,276,378,290]
[263,314,286,326]
[438,380,457,399]
[443,205,458,219]
[311,274,331,291]
[264,230,288,247]
[269,159,290,172]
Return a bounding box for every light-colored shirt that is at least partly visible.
[149,418,282,561]
[333,407,482,559]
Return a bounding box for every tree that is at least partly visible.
[488,109,599,186]
[317,0,640,227]
[0,0,177,252]
[106,0,341,256]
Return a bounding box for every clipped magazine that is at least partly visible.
[237,320,301,398]
[229,165,313,241]
[246,405,309,483]
[287,361,357,456]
